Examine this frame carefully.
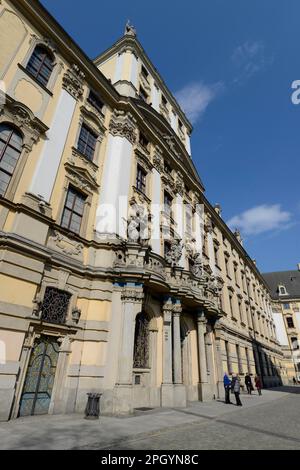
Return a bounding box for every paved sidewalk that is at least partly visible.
[0,387,297,450]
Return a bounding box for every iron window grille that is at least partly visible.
[41,287,71,325]
[133,312,150,368]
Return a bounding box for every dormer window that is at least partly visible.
[141,65,149,80]
[139,86,149,102]
[87,90,104,113]
[278,285,288,296]
[161,95,168,108]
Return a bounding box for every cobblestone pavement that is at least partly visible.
[104,388,300,450]
[0,387,299,450]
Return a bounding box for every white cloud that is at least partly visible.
[231,40,272,83]
[227,204,292,236]
[175,81,224,124]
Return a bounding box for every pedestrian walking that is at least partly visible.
[293,376,297,385]
[223,372,232,404]
[255,375,262,395]
[245,373,254,394]
[232,374,242,406]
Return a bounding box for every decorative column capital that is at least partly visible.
[162,297,173,322]
[62,64,85,100]
[173,300,182,317]
[121,286,144,303]
[109,110,137,144]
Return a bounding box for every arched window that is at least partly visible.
[0,123,23,196]
[133,312,149,368]
[26,45,54,87]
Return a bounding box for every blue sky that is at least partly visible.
[41,0,300,273]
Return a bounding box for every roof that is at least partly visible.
[262,270,300,300]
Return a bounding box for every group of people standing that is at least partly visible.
[223,373,262,406]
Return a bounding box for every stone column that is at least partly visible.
[213,319,224,399]
[172,301,186,406]
[205,326,215,385]
[197,310,211,401]
[149,326,159,407]
[113,285,144,414]
[161,297,174,406]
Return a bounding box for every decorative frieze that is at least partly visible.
[48,230,84,257]
[62,64,85,100]
[109,110,137,144]
[121,287,144,303]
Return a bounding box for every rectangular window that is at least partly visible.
[139,86,148,102]
[238,300,243,323]
[225,256,230,277]
[236,344,243,374]
[225,341,232,374]
[139,132,149,150]
[234,265,239,285]
[61,186,86,234]
[229,293,234,317]
[164,241,171,258]
[141,65,149,79]
[214,245,219,266]
[287,317,294,328]
[291,337,299,350]
[161,95,167,107]
[87,90,104,113]
[283,303,290,310]
[77,124,97,161]
[136,165,147,194]
[164,191,172,216]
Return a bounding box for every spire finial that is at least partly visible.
[124,20,137,37]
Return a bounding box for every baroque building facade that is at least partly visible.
[263,266,300,383]
[0,0,283,421]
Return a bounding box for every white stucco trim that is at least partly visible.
[30,89,76,202]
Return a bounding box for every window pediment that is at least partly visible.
[65,159,99,193]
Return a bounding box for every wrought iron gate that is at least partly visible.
[19,336,59,417]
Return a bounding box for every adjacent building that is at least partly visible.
[0,0,283,421]
[263,266,300,383]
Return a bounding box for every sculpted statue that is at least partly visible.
[127,216,140,242]
[165,239,183,267]
[127,203,149,243]
[191,252,203,278]
[125,20,137,37]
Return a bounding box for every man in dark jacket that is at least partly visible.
[223,373,232,404]
[245,373,253,394]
